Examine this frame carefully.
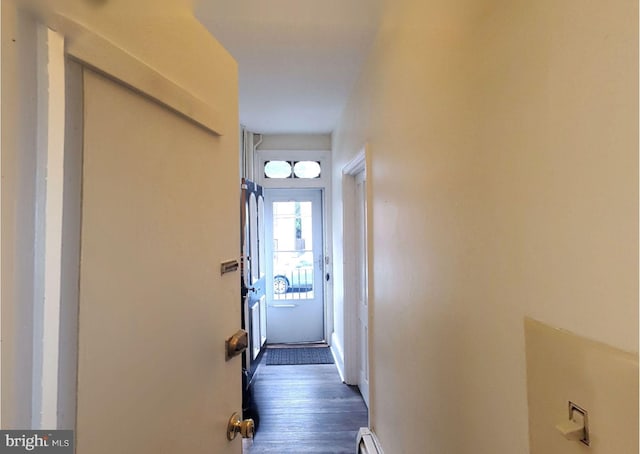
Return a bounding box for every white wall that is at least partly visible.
[332,0,637,452]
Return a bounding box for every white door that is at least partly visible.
[265,189,324,343]
[75,69,242,454]
[355,170,370,406]
[241,180,267,366]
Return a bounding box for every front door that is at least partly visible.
[75,69,241,453]
[265,189,324,343]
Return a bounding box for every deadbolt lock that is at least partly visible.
[225,329,248,361]
[227,412,255,440]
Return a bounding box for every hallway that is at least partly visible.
[2,2,637,453]
[243,356,368,453]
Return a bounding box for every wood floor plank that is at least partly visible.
[243,363,368,454]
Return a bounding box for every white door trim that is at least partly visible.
[31,24,66,430]
[342,146,368,386]
[254,150,333,343]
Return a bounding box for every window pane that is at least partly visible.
[293,161,321,179]
[249,193,259,283]
[264,161,292,179]
[272,201,314,300]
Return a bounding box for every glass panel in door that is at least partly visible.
[272,200,315,300]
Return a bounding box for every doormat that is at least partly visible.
[266,347,334,365]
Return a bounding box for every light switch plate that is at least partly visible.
[524,318,638,454]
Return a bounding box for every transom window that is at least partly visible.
[264,160,321,179]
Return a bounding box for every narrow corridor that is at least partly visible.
[243,356,368,453]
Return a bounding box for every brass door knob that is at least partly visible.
[227,412,255,440]
[225,329,249,361]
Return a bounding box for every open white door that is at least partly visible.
[75,68,242,453]
[342,148,370,408]
[355,170,370,407]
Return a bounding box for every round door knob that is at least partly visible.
[227,412,255,440]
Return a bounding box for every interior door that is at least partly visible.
[265,189,324,343]
[241,179,266,367]
[75,69,241,453]
[355,170,370,407]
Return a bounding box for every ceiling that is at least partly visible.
[194,0,383,134]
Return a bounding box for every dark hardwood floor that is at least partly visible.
[243,359,368,454]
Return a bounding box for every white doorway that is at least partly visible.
[265,189,325,343]
[354,169,369,406]
[342,148,370,408]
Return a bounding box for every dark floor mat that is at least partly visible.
[266,347,334,365]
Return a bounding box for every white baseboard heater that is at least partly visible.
[357,428,384,454]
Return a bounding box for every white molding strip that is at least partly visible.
[341,145,369,388]
[62,18,223,136]
[342,148,366,176]
[32,26,66,430]
[331,332,345,382]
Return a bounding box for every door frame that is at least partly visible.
[341,145,371,403]
[255,150,333,344]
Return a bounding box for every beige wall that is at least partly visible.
[332,0,637,452]
[1,3,39,427]
[256,133,332,151]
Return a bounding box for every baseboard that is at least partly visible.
[330,332,345,382]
